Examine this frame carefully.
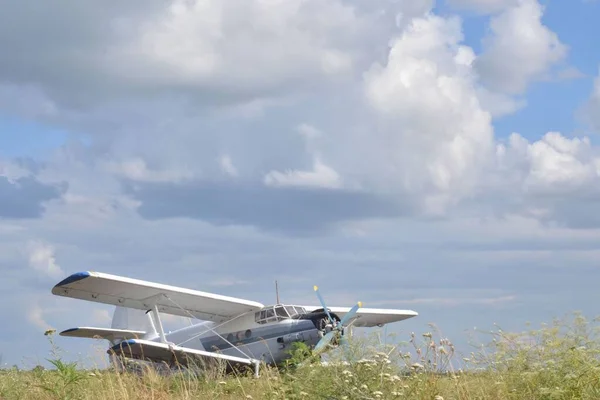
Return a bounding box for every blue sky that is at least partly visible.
[0,116,67,158]
[448,0,600,139]
[1,0,600,368]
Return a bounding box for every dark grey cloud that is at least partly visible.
[123,180,407,234]
[0,0,165,108]
[0,176,66,219]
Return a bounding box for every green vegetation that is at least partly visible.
[2,313,600,399]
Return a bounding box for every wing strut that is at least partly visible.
[162,293,256,361]
[137,294,262,377]
[152,305,168,345]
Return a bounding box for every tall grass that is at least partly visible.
[1,312,599,399]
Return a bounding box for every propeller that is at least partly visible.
[312,285,362,355]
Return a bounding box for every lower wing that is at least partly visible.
[109,339,259,368]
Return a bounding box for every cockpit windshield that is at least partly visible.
[255,304,307,324]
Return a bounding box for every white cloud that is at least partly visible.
[27,303,52,331]
[362,14,493,213]
[296,123,322,140]
[27,241,64,279]
[498,132,600,192]
[98,0,389,96]
[555,66,586,81]
[102,157,194,183]
[264,159,342,189]
[219,155,239,177]
[475,0,567,94]
[0,160,31,182]
[476,87,527,118]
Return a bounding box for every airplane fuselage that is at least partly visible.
[156,318,320,365]
[111,304,333,367]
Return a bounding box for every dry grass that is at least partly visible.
[2,312,600,399]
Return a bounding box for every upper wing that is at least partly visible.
[303,305,418,327]
[51,271,264,323]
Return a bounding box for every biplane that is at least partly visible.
[51,271,418,376]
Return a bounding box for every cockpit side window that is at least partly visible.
[285,306,296,317]
[275,306,288,317]
[294,306,306,315]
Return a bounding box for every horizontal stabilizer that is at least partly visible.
[60,327,147,341]
[109,339,257,368]
[52,271,264,323]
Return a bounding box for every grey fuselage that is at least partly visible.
[111,306,333,367]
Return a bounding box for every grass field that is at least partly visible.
[1,312,599,399]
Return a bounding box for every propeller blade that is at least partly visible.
[313,330,337,355]
[313,285,335,325]
[338,301,362,329]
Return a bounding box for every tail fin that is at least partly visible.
[111,306,158,340]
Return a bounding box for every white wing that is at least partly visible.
[51,271,264,323]
[303,306,418,327]
[110,339,258,368]
[60,327,146,341]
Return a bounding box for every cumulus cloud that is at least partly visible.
[0,0,413,108]
[219,155,239,178]
[121,0,359,87]
[264,159,342,189]
[27,303,53,331]
[362,14,493,213]
[473,131,600,229]
[475,0,567,94]
[475,87,527,118]
[27,241,65,279]
[497,132,600,193]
